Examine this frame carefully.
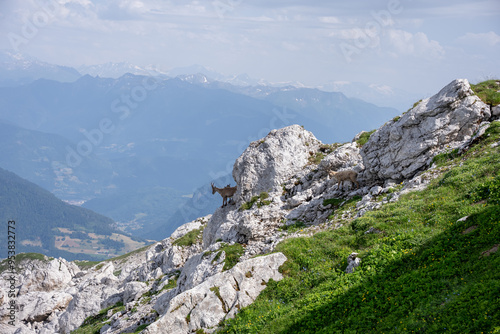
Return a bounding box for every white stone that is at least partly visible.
[123,282,148,304]
[232,125,321,203]
[361,79,490,183]
[345,253,361,273]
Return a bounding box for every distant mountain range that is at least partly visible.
[0,167,148,261]
[78,62,167,79]
[0,50,419,110]
[0,50,404,241]
[0,50,80,87]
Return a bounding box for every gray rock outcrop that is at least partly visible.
[143,253,287,334]
[361,79,491,183]
[233,125,321,202]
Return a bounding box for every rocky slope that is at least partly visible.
[0,79,498,334]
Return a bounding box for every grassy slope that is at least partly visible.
[218,121,500,333]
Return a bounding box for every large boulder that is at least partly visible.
[233,125,321,202]
[361,79,491,183]
[18,258,80,294]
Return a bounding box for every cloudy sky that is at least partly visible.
[0,0,499,100]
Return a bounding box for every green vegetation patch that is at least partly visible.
[209,243,245,271]
[72,301,124,334]
[218,130,500,333]
[280,221,306,233]
[240,192,272,211]
[108,244,153,264]
[74,260,102,270]
[327,195,362,221]
[432,148,460,166]
[173,227,205,247]
[322,198,344,208]
[308,151,325,165]
[471,80,500,106]
[356,130,376,147]
[318,143,341,155]
[221,243,245,271]
[132,324,149,333]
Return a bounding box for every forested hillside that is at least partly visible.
[0,167,148,260]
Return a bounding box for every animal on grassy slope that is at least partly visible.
[211,183,237,207]
[328,169,359,190]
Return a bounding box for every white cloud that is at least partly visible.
[385,30,445,60]
[319,16,340,24]
[457,31,500,47]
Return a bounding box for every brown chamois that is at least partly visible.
[328,170,359,190]
[211,183,237,207]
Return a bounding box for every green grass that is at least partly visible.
[240,192,272,211]
[215,243,245,271]
[217,121,500,334]
[74,260,102,270]
[173,227,204,247]
[280,221,306,233]
[471,80,500,106]
[356,130,376,147]
[72,302,125,334]
[431,148,460,166]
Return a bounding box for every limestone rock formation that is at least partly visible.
[361,79,491,183]
[233,124,321,202]
[143,253,287,334]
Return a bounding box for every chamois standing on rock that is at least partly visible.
[328,170,359,190]
[211,183,237,207]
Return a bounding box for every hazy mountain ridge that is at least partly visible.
[0,50,81,87]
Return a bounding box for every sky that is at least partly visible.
[0,0,499,99]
